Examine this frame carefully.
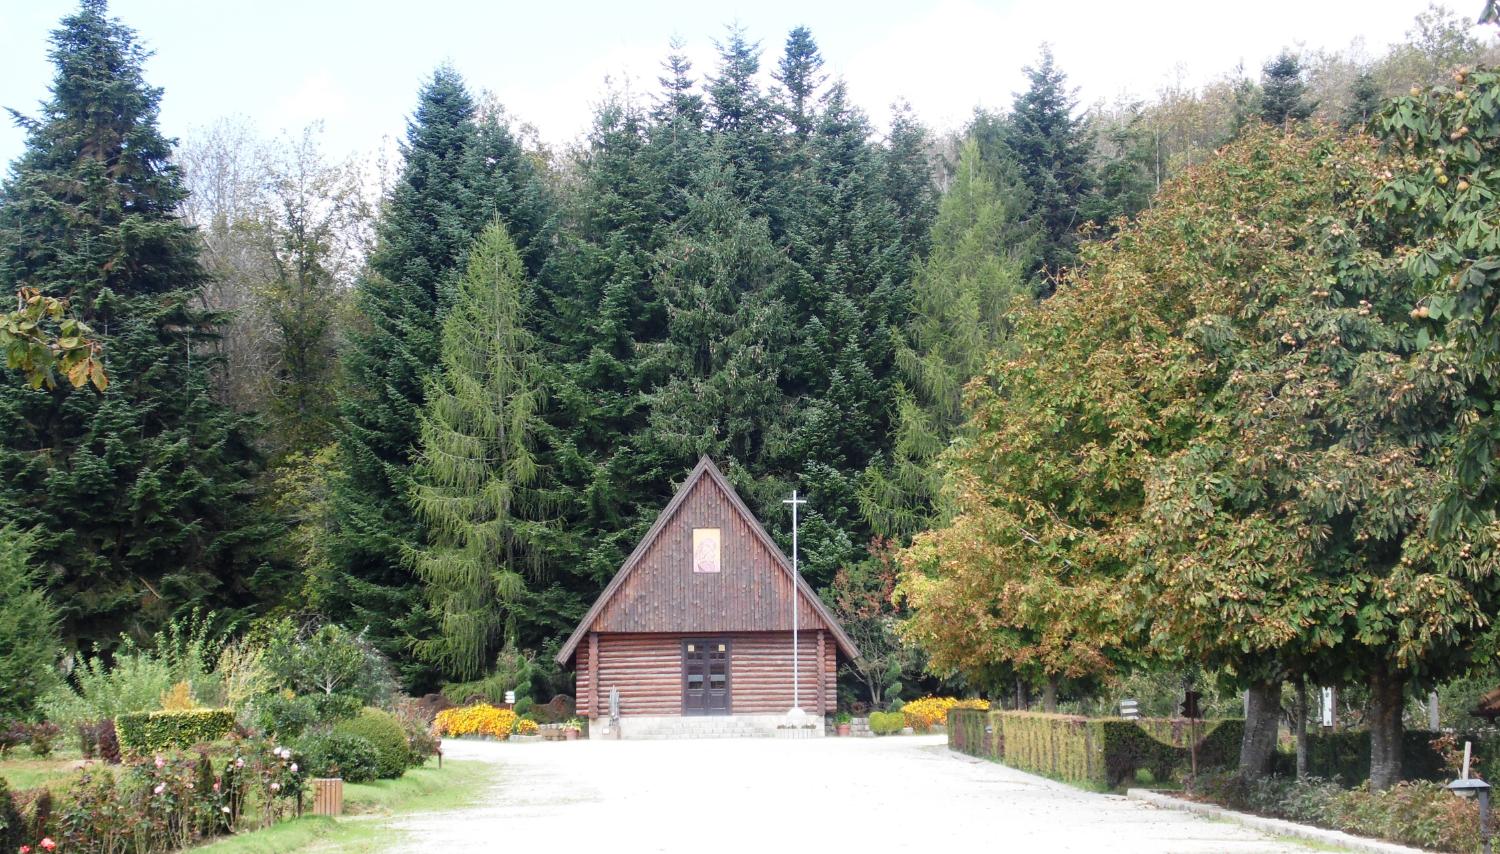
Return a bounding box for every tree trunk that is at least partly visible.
[1368,665,1406,791]
[1043,675,1059,713]
[1295,682,1309,779]
[1239,679,1282,780]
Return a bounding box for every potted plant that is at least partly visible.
[834,712,852,737]
[563,718,583,740]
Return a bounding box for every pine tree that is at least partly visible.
[0,527,61,719]
[1002,47,1099,292]
[325,67,547,689]
[861,138,1033,537]
[0,0,274,649]
[1343,72,1382,130]
[409,222,548,679]
[1260,50,1316,127]
[773,27,826,140]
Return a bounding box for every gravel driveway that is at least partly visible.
[389,735,1316,853]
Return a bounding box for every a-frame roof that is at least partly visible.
[556,456,860,664]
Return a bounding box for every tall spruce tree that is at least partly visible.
[1001,47,1099,293]
[1343,72,1382,130]
[861,138,1034,538]
[0,0,273,648]
[1259,50,1317,126]
[409,222,548,679]
[325,67,547,689]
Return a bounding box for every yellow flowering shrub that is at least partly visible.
[902,696,990,731]
[514,718,538,736]
[433,704,517,739]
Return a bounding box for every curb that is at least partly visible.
[1126,789,1429,854]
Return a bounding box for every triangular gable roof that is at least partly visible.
[556,456,860,664]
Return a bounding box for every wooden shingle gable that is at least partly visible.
[555,456,860,664]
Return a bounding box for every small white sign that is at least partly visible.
[1320,687,1334,727]
[505,690,516,705]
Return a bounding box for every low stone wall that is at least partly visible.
[589,714,827,739]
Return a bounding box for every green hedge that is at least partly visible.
[948,709,1242,789]
[869,711,906,735]
[116,709,235,755]
[333,708,409,779]
[1270,730,1459,783]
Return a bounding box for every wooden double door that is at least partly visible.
[682,638,731,715]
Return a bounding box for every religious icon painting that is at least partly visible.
[693,527,721,573]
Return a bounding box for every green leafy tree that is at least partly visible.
[0,0,273,648]
[0,527,61,719]
[408,222,550,679]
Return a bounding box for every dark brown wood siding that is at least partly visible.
[591,474,829,635]
[581,631,836,718]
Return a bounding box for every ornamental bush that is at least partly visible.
[115,709,235,755]
[433,704,516,739]
[869,711,905,735]
[514,718,538,736]
[254,692,362,739]
[296,732,380,783]
[333,708,409,779]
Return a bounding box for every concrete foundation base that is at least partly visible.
[588,713,828,739]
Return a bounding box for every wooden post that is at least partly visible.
[816,630,826,717]
[312,778,343,816]
[588,632,599,719]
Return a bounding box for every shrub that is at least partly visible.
[0,777,22,854]
[28,721,60,757]
[333,708,409,779]
[391,698,441,767]
[97,718,120,763]
[0,719,26,757]
[115,709,235,755]
[296,732,380,783]
[869,711,905,735]
[514,718,538,736]
[253,692,360,739]
[263,621,397,706]
[434,704,516,739]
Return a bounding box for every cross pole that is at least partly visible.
[783,490,808,714]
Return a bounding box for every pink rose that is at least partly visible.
[154,755,165,768]
[39,841,55,852]
[154,783,165,795]
[22,845,33,854]
[269,782,280,792]
[290,763,298,773]
[213,782,220,792]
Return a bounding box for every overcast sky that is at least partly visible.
[0,0,1489,167]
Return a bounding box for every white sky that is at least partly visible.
[0,0,1490,167]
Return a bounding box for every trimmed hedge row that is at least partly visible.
[116,709,235,755]
[948,709,1242,789]
[1269,729,1458,783]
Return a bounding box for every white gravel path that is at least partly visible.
[387,735,1320,853]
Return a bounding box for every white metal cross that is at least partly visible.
[783,490,807,714]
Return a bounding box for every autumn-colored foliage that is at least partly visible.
[900,696,988,731]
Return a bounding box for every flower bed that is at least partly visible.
[433,704,516,739]
[902,697,988,732]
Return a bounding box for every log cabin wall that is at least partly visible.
[577,631,837,718]
[591,473,829,635]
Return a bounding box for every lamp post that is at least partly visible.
[1449,740,1493,854]
[783,490,807,719]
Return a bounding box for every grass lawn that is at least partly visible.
[0,746,85,790]
[190,758,493,854]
